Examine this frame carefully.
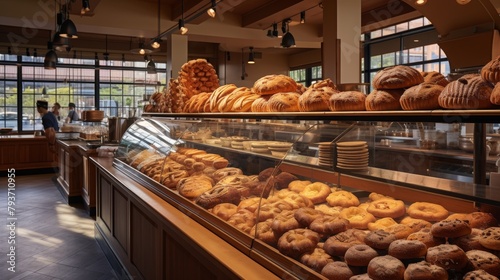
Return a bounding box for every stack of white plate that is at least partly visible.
[336,141,369,171]
[318,142,335,167]
[267,142,293,157]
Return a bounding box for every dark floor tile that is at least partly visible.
[34,263,80,278]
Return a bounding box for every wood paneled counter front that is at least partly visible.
[91,157,279,280]
[0,135,57,171]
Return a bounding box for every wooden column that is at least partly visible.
[167,33,188,81]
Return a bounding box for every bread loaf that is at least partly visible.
[267,92,300,112]
[421,71,449,87]
[373,65,424,89]
[365,89,404,111]
[329,91,366,111]
[253,74,298,95]
[298,87,337,112]
[438,74,494,109]
[481,55,500,84]
[400,82,444,110]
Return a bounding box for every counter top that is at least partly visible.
[56,139,98,153]
[0,134,47,140]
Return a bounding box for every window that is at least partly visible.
[0,53,166,132]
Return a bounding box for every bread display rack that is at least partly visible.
[98,110,500,279]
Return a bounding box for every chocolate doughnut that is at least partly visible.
[344,244,379,267]
[425,244,468,271]
[367,255,405,280]
[403,261,448,280]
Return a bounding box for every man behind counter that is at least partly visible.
[36,100,59,147]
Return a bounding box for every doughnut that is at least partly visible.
[195,185,240,209]
[383,223,414,239]
[299,182,332,204]
[277,228,320,259]
[446,212,470,221]
[369,192,394,201]
[366,198,406,218]
[388,239,427,259]
[465,249,500,276]
[160,170,189,189]
[314,204,342,217]
[400,216,432,233]
[212,167,243,182]
[367,255,405,280]
[407,202,448,222]
[450,228,489,252]
[288,180,312,193]
[273,172,298,190]
[211,203,238,221]
[323,229,367,257]
[367,217,398,231]
[238,197,265,212]
[294,207,323,227]
[321,261,354,280]
[226,208,255,233]
[326,190,360,207]
[463,269,500,280]
[339,207,376,230]
[177,175,213,199]
[403,261,448,280]
[309,215,350,237]
[258,167,279,181]
[469,212,499,229]
[299,247,334,273]
[344,244,379,267]
[430,219,472,238]
[479,227,500,250]
[256,199,293,222]
[425,244,468,270]
[271,209,299,238]
[407,228,446,249]
[250,219,277,246]
[364,229,397,250]
[282,193,314,209]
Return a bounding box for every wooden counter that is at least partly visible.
[0,135,57,171]
[91,157,279,280]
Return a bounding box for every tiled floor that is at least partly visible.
[0,172,118,280]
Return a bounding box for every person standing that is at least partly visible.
[36,100,59,147]
[52,102,61,121]
[66,102,80,123]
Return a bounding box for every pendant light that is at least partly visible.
[300,11,305,24]
[179,0,188,35]
[151,0,161,48]
[248,47,255,64]
[44,41,57,70]
[207,0,216,18]
[147,58,157,74]
[60,0,78,38]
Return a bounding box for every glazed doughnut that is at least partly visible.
[282,193,314,209]
[469,212,499,229]
[344,244,379,267]
[299,182,332,204]
[309,215,350,236]
[250,219,277,246]
[339,207,376,230]
[407,202,448,222]
[367,217,398,231]
[407,228,446,249]
[366,198,406,218]
[383,223,414,239]
[425,244,468,270]
[400,216,432,233]
[450,228,489,252]
[479,227,500,250]
[463,269,500,280]
[273,172,298,190]
[256,199,293,222]
[321,261,354,280]
[211,203,238,221]
[326,190,360,207]
[465,249,500,276]
[388,239,427,259]
[323,229,367,257]
[277,228,320,259]
[294,207,323,227]
[314,204,342,217]
[403,261,448,280]
[430,219,472,238]
[367,255,405,280]
[288,180,312,193]
[195,185,240,209]
[177,175,213,199]
[212,167,243,182]
[364,229,397,250]
[227,208,255,233]
[271,209,300,238]
[299,247,334,273]
[238,197,265,213]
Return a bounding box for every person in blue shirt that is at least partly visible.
[36,100,59,147]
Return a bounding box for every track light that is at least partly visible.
[147,59,157,74]
[52,31,70,52]
[415,0,427,4]
[207,0,216,18]
[248,47,255,64]
[151,38,161,49]
[82,0,90,12]
[456,0,471,4]
[60,18,78,38]
[179,19,188,35]
[44,42,57,70]
[8,47,11,55]
[272,23,278,37]
[300,11,305,24]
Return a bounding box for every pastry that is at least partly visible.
[425,244,468,270]
[211,202,238,221]
[430,219,472,238]
[407,228,446,249]
[365,89,404,111]
[250,219,277,246]
[421,71,449,87]
[479,227,500,250]
[321,261,354,280]
[403,261,448,280]
[372,65,424,89]
[366,198,406,218]
[298,86,338,112]
[299,182,332,204]
[309,215,350,237]
[364,229,397,250]
[277,228,320,259]
[465,249,500,276]
[271,209,300,238]
[326,190,360,207]
[400,82,444,110]
[407,202,449,222]
[328,91,367,111]
[367,255,405,280]
[463,269,500,280]
[388,239,427,259]
[227,208,255,233]
[438,74,494,109]
[266,92,301,112]
[323,229,367,257]
[344,244,379,267]
[299,247,334,273]
[481,55,500,84]
[294,207,323,227]
[339,206,376,229]
[195,185,241,209]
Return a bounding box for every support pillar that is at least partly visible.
[167,34,188,82]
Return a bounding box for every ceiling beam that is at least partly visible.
[171,0,208,21]
[241,0,317,29]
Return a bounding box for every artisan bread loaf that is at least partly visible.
[329,91,366,111]
[372,65,424,89]
[298,86,337,112]
[267,92,301,112]
[481,55,500,84]
[421,71,449,87]
[365,89,404,111]
[438,74,494,109]
[253,74,298,95]
[400,82,444,110]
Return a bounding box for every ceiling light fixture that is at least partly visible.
[81,0,90,14]
[281,19,296,48]
[60,1,78,38]
[415,0,427,4]
[44,41,57,70]
[300,11,305,24]
[207,0,216,18]
[33,48,37,58]
[456,0,471,4]
[179,0,188,34]
[147,57,157,74]
[248,47,255,64]
[26,48,30,57]
[151,0,161,48]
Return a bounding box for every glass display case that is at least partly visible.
[112,111,500,279]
